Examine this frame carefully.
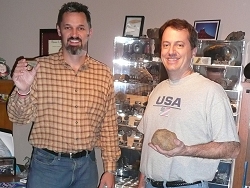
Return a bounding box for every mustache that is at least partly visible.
[168,52,178,57]
[67,37,82,42]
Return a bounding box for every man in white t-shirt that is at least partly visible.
[137,19,240,188]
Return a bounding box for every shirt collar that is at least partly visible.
[57,48,90,71]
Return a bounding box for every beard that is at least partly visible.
[66,37,84,55]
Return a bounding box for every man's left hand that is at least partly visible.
[98,171,115,188]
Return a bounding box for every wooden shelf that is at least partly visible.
[0,79,14,131]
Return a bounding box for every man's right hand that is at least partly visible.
[12,59,40,94]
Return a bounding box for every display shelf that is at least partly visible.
[113,36,167,181]
[194,39,248,188]
[118,123,138,129]
[196,39,245,66]
[0,79,14,131]
[118,124,143,151]
[115,176,139,187]
[208,160,232,187]
[193,65,242,91]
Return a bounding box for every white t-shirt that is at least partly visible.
[137,73,239,183]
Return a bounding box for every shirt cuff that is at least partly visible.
[103,161,117,172]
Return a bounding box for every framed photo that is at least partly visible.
[194,20,220,40]
[40,29,61,56]
[0,157,16,175]
[123,16,145,38]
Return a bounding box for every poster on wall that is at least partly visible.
[194,20,220,40]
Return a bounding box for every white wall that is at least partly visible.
[1,0,250,178]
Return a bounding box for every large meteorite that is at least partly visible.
[151,129,177,151]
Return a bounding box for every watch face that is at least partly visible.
[0,61,10,78]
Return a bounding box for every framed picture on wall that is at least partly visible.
[39,29,61,56]
[123,16,145,38]
[194,19,221,40]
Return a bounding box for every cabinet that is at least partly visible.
[193,39,248,188]
[113,36,167,187]
[0,79,14,131]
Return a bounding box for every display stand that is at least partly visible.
[194,39,248,188]
[113,36,167,187]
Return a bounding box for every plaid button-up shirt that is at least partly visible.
[7,50,121,171]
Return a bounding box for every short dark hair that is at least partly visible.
[159,18,198,49]
[57,2,92,28]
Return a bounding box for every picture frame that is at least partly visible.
[123,16,145,38]
[0,157,16,176]
[40,29,61,56]
[194,19,221,40]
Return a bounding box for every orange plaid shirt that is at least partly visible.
[7,50,121,172]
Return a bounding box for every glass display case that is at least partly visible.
[113,36,167,187]
[193,39,247,188]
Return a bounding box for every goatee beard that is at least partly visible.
[66,45,83,55]
[66,37,84,55]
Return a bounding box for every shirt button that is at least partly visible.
[75,105,78,108]
[75,121,78,124]
[75,89,77,92]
